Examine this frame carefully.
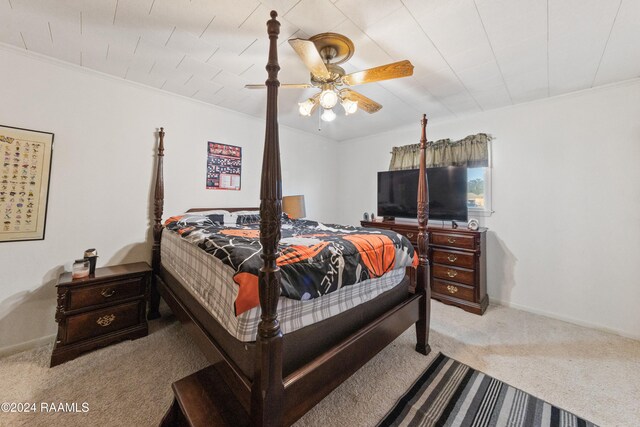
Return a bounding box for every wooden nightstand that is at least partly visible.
[50,262,151,367]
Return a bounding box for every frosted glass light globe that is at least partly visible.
[320,108,336,122]
[298,99,315,116]
[341,98,358,115]
[319,89,339,109]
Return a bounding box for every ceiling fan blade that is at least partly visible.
[288,38,331,80]
[342,60,414,86]
[341,89,382,114]
[245,83,313,89]
[283,83,314,89]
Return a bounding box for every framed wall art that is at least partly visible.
[0,125,54,242]
[206,142,241,190]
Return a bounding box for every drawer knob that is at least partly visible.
[447,237,456,244]
[446,285,458,294]
[406,233,414,238]
[96,314,116,327]
[447,254,458,262]
[446,270,458,278]
[101,288,116,298]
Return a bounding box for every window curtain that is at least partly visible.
[389,133,491,170]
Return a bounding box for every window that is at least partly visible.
[467,167,492,216]
[388,133,493,217]
[467,168,485,208]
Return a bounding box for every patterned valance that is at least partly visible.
[389,133,491,170]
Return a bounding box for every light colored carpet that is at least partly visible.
[1,301,638,427]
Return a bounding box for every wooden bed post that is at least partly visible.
[148,127,164,320]
[415,115,431,355]
[251,10,285,427]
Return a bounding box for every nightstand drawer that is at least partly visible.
[430,232,475,250]
[432,249,474,268]
[65,301,142,344]
[67,277,146,310]
[433,280,475,301]
[432,264,475,286]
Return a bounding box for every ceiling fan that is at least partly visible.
[245,33,414,122]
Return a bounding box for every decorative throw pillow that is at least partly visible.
[233,210,261,225]
[180,210,230,226]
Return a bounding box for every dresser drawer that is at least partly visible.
[395,227,418,244]
[432,264,475,286]
[64,301,142,344]
[430,232,475,250]
[432,249,475,269]
[432,279,475,302]
[67,276,146,310]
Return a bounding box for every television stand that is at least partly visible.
[360,220,488,315]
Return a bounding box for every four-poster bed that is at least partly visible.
[150,11,432,427]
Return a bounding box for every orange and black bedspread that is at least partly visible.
[164,213,417,315]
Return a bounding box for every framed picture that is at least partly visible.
[0,125,54,242]
[206,142,241,191]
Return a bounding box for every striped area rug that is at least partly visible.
[378,353,598,427]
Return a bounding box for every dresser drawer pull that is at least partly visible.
[447,254,458,262]
[446,285,458,294]
[406,233,414,238]
[447,237,456,244]
[96,314,116,327]
[101,288,116,298]
[446,270,458,278]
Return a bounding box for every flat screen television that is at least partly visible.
[377,167,468,221]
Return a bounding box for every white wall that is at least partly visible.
[337,79,640,339]
[0,46,338,351]
[1,43,639,352]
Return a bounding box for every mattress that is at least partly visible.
[161,229,407,342]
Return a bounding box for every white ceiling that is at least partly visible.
[1,0,639,141]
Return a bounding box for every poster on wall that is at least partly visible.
[0,125,54,242]
[206,142,241,190]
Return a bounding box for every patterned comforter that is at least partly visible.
[164,212,417,315]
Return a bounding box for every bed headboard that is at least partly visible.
[186,207,259,213]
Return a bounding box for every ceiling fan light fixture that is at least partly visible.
[320,108,336,122]
[250,33,414,123]
[319,88,339,109]
[341,98,358,115]
[298,98,315,116]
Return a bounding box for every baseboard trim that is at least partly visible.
[490,299,640,341]
[0,334,56,358]
[2,300,637,358]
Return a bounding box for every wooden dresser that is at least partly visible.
[361,221,488,315]
[51,262,151,367]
